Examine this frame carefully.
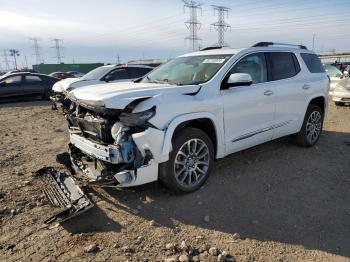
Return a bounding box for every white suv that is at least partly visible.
[65,42,329,193]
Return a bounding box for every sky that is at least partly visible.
[0,0,350,70]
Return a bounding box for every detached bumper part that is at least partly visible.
[35,167,93,224]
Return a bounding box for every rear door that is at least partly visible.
[0,75,24,99]
[266,51,307,139]
[22,75,45,97]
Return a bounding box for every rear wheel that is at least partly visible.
[159,127,214,193]
[293,104,323,147]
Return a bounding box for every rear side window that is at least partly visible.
[267,52,300,81]
[128,67,153,78]
[300,53,325,73]
[25,75,42,82]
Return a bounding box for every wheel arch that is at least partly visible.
[162,112,225,159]
[308,96,326,113]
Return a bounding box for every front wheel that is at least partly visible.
[293,104,323,147]
[159,127,214,193]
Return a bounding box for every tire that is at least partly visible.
[335,101,344,106]
[293,104,323,147]
[159,127,214,193]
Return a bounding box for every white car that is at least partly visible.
[323,64,343,95]
[50,64,154,108]
[332,77,350,106]
[62,42,328,193]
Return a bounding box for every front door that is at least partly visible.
[0,75,24,99]
[220,52,276,155]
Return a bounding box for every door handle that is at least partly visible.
[264,90,273,96]
[302,84,311,90]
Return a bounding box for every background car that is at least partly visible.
[49,71,76,79]
[332,77,350,106]
[0,72,60,101]
[324,64,344,94]
[50,64,154,109]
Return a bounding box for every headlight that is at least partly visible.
[119,106,156,127]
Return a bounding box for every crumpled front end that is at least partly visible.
[66,100,166,188]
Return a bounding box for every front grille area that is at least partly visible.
[67,115,113,144]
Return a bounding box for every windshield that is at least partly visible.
[141,54,232,85]
[81,66,113,81]
[324,64,342,77]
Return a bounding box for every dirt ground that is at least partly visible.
[0,100,349,262]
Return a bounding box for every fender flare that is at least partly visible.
[161,112,225,159]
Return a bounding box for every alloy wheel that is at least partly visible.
[306,111,322,144]
[174,138,210,188]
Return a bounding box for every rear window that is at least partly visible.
[300,53,325,73]
[268,52,300,81]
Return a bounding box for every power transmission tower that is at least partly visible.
[51,38,64,63]
[183,0,203,51]
[211,5,231,47]
[29,37,43,64]
[2,50,10,70]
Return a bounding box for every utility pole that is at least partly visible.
[51,38,64,63]
[24,55,28,68]
[211,5,231,47]
[183,0,203,51]
[29,37,43,65]
[117,54,120,64]
[9,49,20,69]
[2,50,10,70]
[312,34,316,51]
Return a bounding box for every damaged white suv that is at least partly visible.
[65,42,329,193]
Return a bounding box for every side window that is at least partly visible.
[25,75,42,82]
[106,68,129,80]
[300,53,325,73]
[267,52,299,81]
[4,75,22,84]
[230,53,267,84]
[128,68,143,78]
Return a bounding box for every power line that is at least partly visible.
[51,38,64,63]
[211,5,231,47]
[183,0,203,51]
[29,37,44,64]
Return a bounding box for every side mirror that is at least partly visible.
[227,73,253,88]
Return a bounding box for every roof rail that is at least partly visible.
[200,46,223,51]
[252,42,307,50]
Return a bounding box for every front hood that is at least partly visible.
[68,82,201,109]
[52,78,82,93]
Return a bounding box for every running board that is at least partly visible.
[34,167,94,224]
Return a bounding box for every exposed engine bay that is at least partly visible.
[64,99,161,187]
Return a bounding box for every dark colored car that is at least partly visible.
[0,73,60,101]
[49,72,76,79]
